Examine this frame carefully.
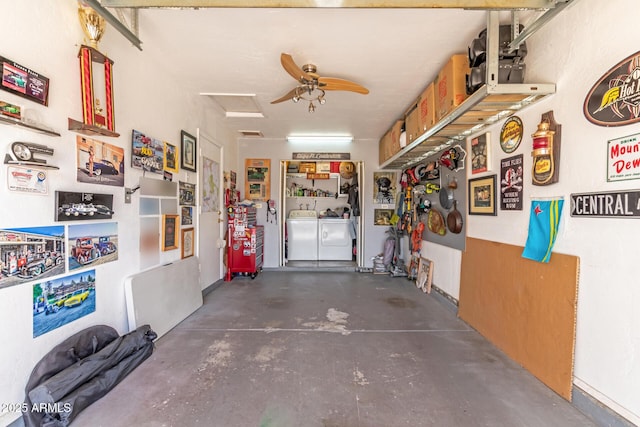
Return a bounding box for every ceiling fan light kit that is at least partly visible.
[272,53,369,113]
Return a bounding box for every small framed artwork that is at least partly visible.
[374,208,394,226]
[162,214,179,251]
[1,55,50,106]
[179,181,196,206]
[164,141,179,174]
[181,228,195,259]
[470,133,489,174]
[416,257,434,294]
[55,191,114,222]
[181,130,197,172]
[181,206,193,226]
[468,174,497,215]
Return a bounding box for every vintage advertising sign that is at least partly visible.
[499,116,523,153]
[292,152,350,160]
[0,55,50,106]
[570,190,640,218]
[584,51,640,126]
[607,132,640,181]
[500,154,523,211]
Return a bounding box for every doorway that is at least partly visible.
[196,130,224,288]
[278,160,365,269]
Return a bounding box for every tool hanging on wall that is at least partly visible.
[266,199,277,224]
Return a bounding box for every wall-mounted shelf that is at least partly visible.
[379,82,555,170]
[0,115,61,137]
[68,118,120,137]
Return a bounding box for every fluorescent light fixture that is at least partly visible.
[286,136,353,144]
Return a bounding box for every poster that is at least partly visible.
[7,165,48,195]
[500,154,524,211]
[607,132,640,182]
[131,129,164,175]
[33,270,96,338]
[67,222,118,271]
[76,136,125,187]
[245,159,270,201]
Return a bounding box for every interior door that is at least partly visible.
[196,130,224,289]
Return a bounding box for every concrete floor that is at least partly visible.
[73,271,596,427]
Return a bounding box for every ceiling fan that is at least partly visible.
[271,53,369,112]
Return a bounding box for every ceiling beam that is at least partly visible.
[100,0,556,9]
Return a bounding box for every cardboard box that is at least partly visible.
[298,162,316,173]
[286,161,299,173]
[418,82,436,132]
[435,54,470,121]
[405,103,420,144]
[379,119,404,164]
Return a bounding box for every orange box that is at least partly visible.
[435,54,470,121]
[418,82,436,133]
[379,130,392,164]
[298,162,316,173]
[405,103,420,144]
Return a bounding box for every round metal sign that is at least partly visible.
[500,116,524,153]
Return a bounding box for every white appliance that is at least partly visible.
[287,210,318,261]
[318,218,353,261]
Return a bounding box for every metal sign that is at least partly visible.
[583,50,640,127]
[292,152,350,160]
[607,132,640,182]
[570,190,640,218]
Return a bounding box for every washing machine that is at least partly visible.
[286,210,318,260]
[318,218,353,261]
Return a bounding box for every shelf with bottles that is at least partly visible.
[286,172,345,198]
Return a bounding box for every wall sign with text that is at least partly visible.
[570,190,640,218]
[607,132,640,182]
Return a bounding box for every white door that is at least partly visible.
[196,130,224,289]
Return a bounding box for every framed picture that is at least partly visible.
[162,214,179,251]
[181,130,197,172]
[373,171,396,204]
[245,159,270,201]
[468,175,497,215]
[132,129,164,175]
[55,191,114,221]
[1,55,50,106]
[181,206,193,225]
[470,132,489,174]
[417,257,434,294]
[164,141,179,174]
[179,181,196,206]
[181,228,195,259]
[374,208,394,226]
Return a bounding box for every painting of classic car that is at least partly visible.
[76,135,125,187]
[0,226,65,290]
[68,222,118,271]
[55,191,114,222]
[33,270,96,337]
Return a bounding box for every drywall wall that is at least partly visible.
[0,2,235,425]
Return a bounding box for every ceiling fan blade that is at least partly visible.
[271,87,298,104]
[318,77,369,94]
[281,53,313,83]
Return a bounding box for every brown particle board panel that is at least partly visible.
[459,237,579,401]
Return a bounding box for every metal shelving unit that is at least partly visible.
[0,115,61,137]
[379,11,556,170]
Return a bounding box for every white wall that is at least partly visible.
[237,138,391,268]
[0,2,235,425]
[417,0,640,423]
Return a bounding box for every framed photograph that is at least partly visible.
[416,257,434,294]
[181,228,195,259]
[161,214,179,251]
[179,181,196,206]
[468,175,497,215]
[373,171,396,204]
[181,130,197,172]
[164,141,179,174]
[245,159,270,201]
[374,208,394,226]
[470,132,489,174]
[181,206,193,225]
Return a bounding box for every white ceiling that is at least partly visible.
[135,7,492,141]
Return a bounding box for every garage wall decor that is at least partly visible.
[131,129,164,175]
[67,222,118,271]
[245,158,270,202]
[55,191,114,222]
[0,55,50,106]
[32,269,96,338]
[0,226,65,290]
[76,135,124,187]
